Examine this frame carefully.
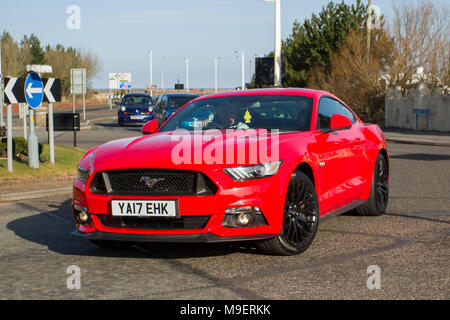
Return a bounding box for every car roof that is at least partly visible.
[123,93,151,97]
[195,88,333,100]
[164,93,199,97]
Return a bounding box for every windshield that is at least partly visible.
[123,95,152,105]
[159,94,313,132]
[168,96,198,109]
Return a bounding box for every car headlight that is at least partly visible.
[77,152,95,183]
[224,161,282,181]
[77,166,90,183]
[120,106,126,112]
[148,106,153,112]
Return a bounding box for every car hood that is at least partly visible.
[91,129,308,171]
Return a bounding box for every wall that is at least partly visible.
[385,84,450,132]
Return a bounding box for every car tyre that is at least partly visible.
[355,153,389,216]
[257,171,319,256]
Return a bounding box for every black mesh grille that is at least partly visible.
[89,169,217,196]
[97,215,210,230]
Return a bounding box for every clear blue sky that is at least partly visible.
[0,0,396,89]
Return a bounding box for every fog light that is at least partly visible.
[74,204,92,225]
[78,211,89,223]
[236,212,250,226]
[222,206,267,228]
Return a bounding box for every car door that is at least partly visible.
[311,97,366,213]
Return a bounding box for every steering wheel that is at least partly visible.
[205,121,224,130]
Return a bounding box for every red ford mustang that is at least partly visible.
[72,88,389,255]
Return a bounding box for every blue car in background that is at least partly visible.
[152,93,199,126]
[117,93,154,126]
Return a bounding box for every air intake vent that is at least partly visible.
[89,169,217,196]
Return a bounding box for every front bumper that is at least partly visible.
[72,230,275,243]
[73,165,290,242]
[118,114,152,124]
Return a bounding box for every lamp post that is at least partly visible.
[149,50,153,96]
[214,57,221,93]
[234,51,245,90]
[263,0,282,87]
[161,56,165,93]
[184,57,189,93]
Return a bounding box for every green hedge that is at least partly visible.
[0,137,43,158]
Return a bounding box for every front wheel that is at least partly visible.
[355,153,389,216]
[257,171,320,256]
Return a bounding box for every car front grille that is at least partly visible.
[97,215,210,230]
[89,169,217,196]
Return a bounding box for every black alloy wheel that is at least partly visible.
[257,171,319,255]
[355,153,389,216]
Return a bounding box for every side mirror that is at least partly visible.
[142,119,159,135]
[330,114,352,130]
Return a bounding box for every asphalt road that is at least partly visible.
[0,122,449,300]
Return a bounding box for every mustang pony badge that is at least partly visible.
[139,177,165,188]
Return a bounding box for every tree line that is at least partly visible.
[258,0,449,122]
[0,31,102,97]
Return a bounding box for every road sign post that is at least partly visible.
[7,104,12,172]
[3,74,60,169]
[25,72,44,169]
[21,103,27,140]
[43,78,61,165]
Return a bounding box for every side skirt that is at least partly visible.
[319,200,367,222]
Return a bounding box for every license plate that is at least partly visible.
[111,200,177,217]
[130,115,144,120]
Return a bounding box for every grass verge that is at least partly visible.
[0,144,86,181]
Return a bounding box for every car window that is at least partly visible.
[168,96,198,110]
[123,95,152,105]
[317,97,356,129]
[160,96,168,110]
[155,96,162,107]
[159,95,313,132]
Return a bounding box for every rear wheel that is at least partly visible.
[355,153,389,216]
[257,171,319,256]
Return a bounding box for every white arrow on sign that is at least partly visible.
[26,82,43,99]
[4,78,18,104]
[44,78,56,103]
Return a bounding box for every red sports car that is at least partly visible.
[72,88,389,255]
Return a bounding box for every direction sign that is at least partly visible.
[109,73,132,89]
[24,72,44,109]
[42,78,62,103]
[3,76,61,105]
[70,68,87,94]
[3,77,25,104]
